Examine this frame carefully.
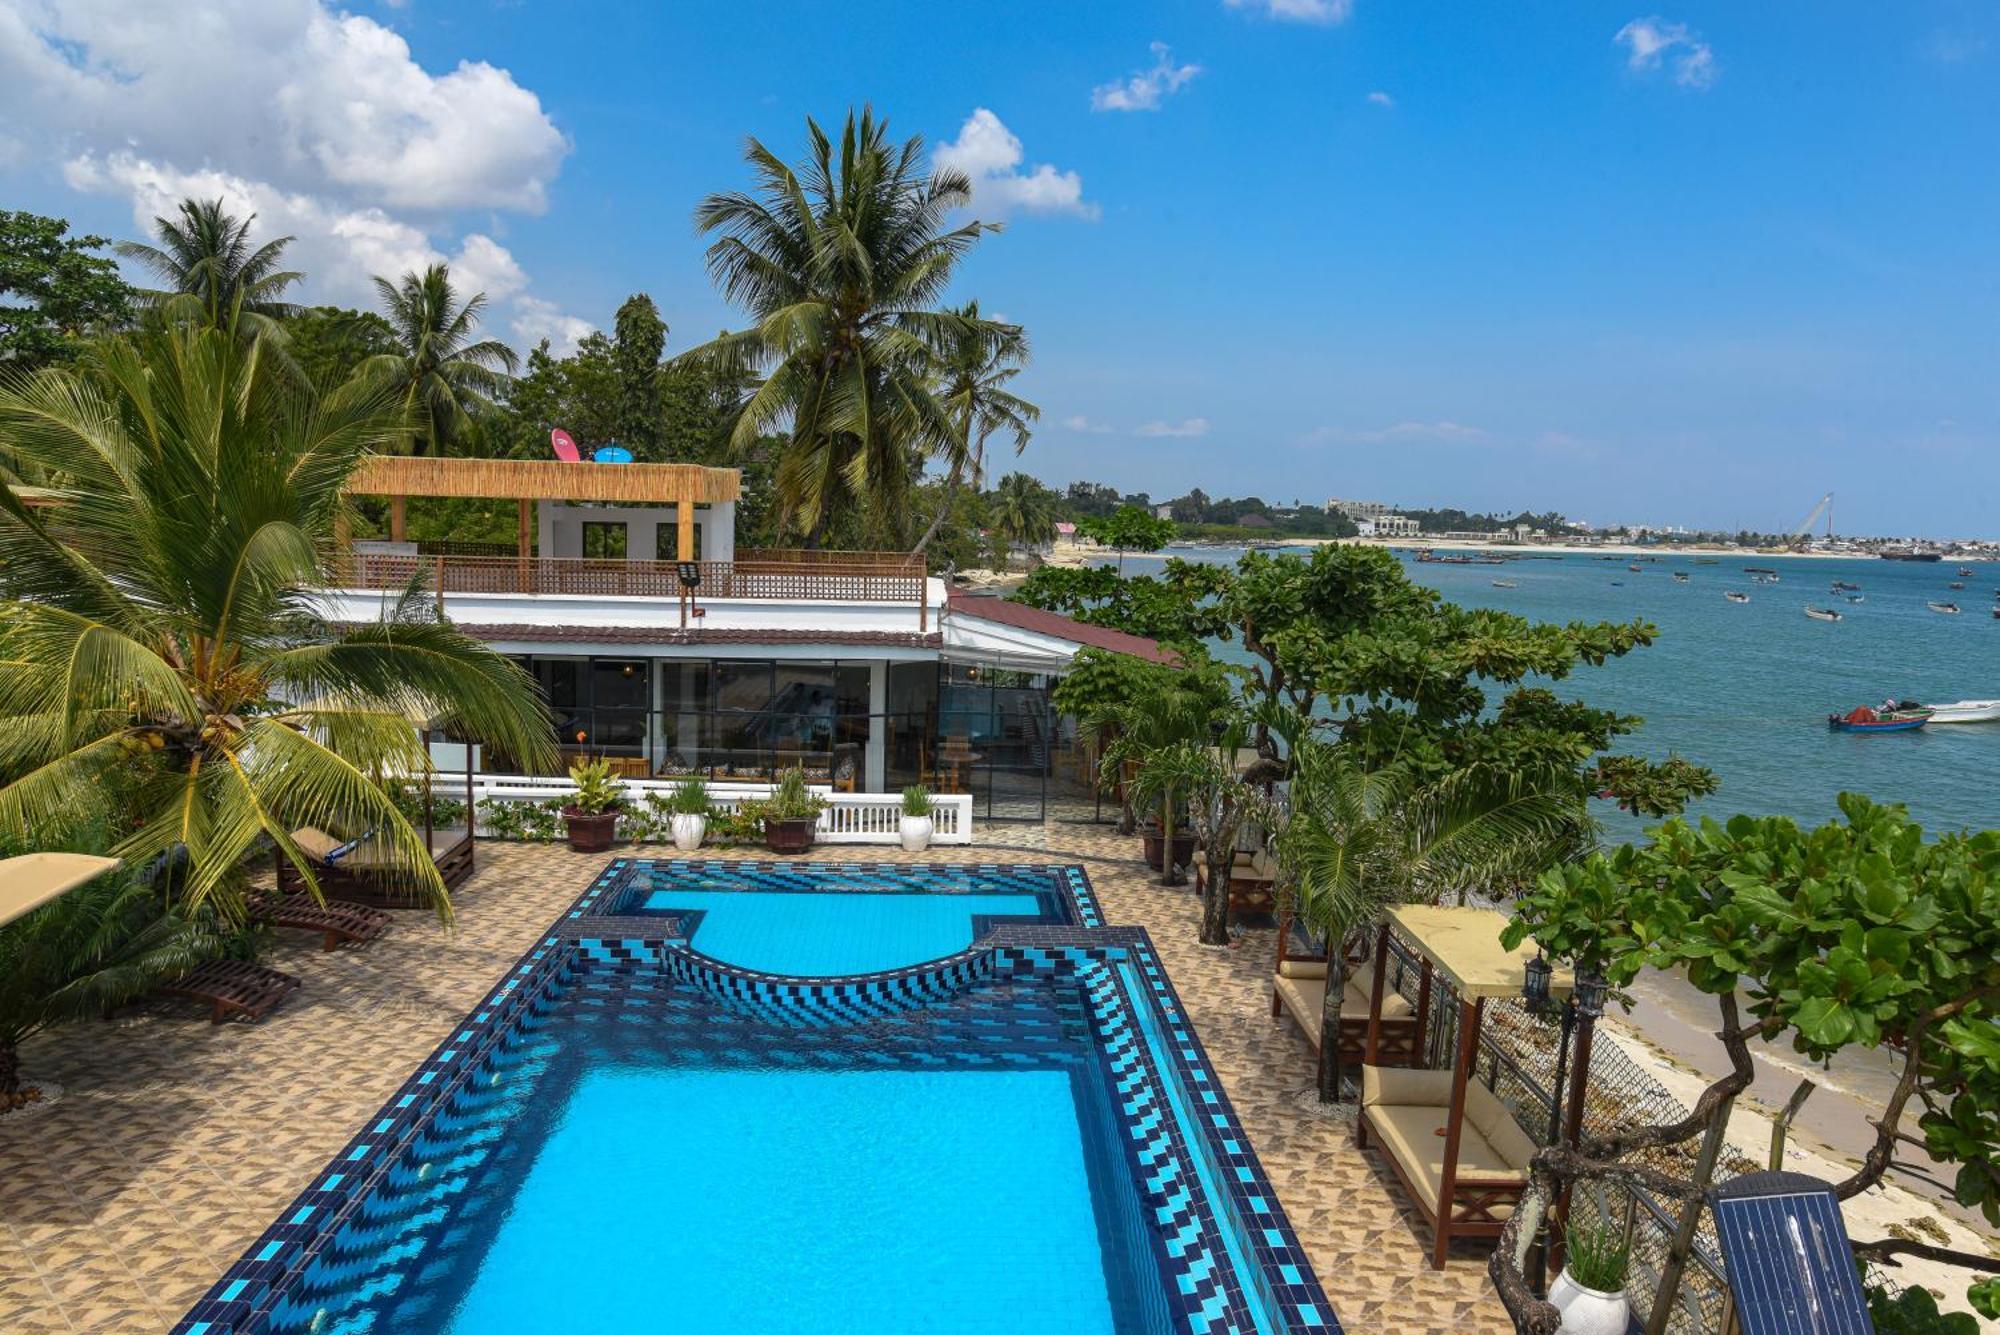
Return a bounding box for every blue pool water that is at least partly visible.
[641,887,1047,973]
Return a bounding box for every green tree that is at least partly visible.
[0,319,556,919]
[612,293,667,459]
[116,198,300,336]
[0,856,220,1105]
[1088,658,1238,877]
[987,472,1059,557]
[285,305,398,393]
[0,210,132,368]
[1077,505,1177,573]
[679,108,1010,545]
[361,263,519,456]
[1495,796,2000,1328]
[1279,735,1593,1099]
[913,300,1038,552]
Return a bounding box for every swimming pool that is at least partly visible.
[175,861,1337,1334]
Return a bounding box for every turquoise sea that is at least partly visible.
[1120,547,2000,841]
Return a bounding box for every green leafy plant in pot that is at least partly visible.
[663,777,711,852]
[1548,1218,1630,1335]
[761,768,827,854]
[563,759,625,853]
[899,785,935,852]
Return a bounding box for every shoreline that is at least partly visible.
[1044,536,1949,567]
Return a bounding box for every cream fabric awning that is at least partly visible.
[1387,904,1570,1001]
[0,853,121,929]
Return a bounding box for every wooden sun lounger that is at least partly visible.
[249,892,392,952]
[276,825,474,910]
[156,960,301,1025]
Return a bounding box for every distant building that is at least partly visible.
[1328,497,1394,521]
[1375,514,1419,537]
[1154,504,1174,520]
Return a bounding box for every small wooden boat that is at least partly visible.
[1831,580,1860,591]
[1725,591,1750,603]
[1923,699,2000,724]
[1958,567,1975,576]
[1828,705,1931,733]
[1695,557,1720,565]
[1949,581,1967,590]
[1803,605,1842,622]
[1490,579,1517,588]
[1845,594,1865,603]
[1627,563,1643,572]
[1672,572,1689,582]
[1929,602,1962,615]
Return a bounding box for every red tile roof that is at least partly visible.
[945,591,1179,665]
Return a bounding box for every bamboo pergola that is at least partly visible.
[343,457,742,561]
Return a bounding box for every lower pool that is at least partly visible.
[179,863,1336,1335]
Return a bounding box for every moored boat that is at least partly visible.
[1831,580,1860,591]
[1490,579,1517,588]
[1724,591,1750,603]
[1672,571,1689,582]
[1949,581,1966,590]
[1923,699,2000,724]
[1828,705,1931,733]
[1845,594,1865,603]
[1803,605,1842,622]
[1929,601,1962,615]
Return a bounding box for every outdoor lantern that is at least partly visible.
[677,561,702,590]
[1522,951,1554,1011]
[1574,969,1609,1019]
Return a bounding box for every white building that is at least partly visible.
[1328,497,1395,521]
[336,458,1172,823]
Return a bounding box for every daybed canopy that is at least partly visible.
[0,853,121,928]
[1387,905,1571,1000]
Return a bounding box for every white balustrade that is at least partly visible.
[463,774,972,846]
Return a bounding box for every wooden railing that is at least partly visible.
[339,550,927,605]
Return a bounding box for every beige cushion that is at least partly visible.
[1361,1065,1532,1212]
[1273,973,1327,1045]
[1277,959,1327,980]
[289,827,342,864]
[1342,963,1415,1021]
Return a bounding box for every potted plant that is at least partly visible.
[1548,1218,1630,1335]
[760,767,827,854]
[899,785,935,852]
[562,758,624,853]
[664,777,711,852]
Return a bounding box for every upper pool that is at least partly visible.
[603,861,1087,975]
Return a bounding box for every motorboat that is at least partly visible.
[1922,699,2000,724]
[1929,602,1962,615]
[1751,574,1780,584]
[1725,591,1750,603]
[1803,606,1842,622]
[1831,580,1860,591]
[1959,567,1975,576]
[1490,579,1517,588]
[1828,704,1931,733]
[1845,594,1865,603]
[1628,563,1643,572]
[1672,572,1690,583]
[1949,581,1966,590]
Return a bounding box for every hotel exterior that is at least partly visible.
[331,458,1171,823]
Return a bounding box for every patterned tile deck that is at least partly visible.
[0,826,1510,1334]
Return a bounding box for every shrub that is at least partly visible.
[764,767,828,823]
[901,785,933,817]
[1562,1219,1630,1293]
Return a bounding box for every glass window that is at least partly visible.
[591,658,648,710]
[582,521,627,559]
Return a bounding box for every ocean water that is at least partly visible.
[1124,547,2000,840]
[638,887,1048,973]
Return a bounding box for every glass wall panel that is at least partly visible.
[581,521,627,559]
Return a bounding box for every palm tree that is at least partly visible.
[1275,737,1594,1100]
[679,108,1014,545]
[116,198,301,336]
[0,319,556,920]
[360,263,519,457]
[913,301,1037,553]
[1091,663,1237,885]
[987,471,1059,559]
[1,860,220,1106]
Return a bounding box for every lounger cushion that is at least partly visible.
[1361,1065,1534,1204]
[1277,959,1328,980]
[290,827,344,864]
[1275,969,1417,1047]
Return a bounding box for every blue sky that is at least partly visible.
[3,1,1995,535]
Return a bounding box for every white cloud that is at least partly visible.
[1308,420,1490,444]
[1614,17,1719,90]
[1091,42,1202,113]
[1223,0,1353,25]
[1137,418,1211,438]
[1366,90,1395,108]
[1062,414,1116,435]
[935,109,1098,219]
[7,0,584,351]
[511,297,595,356]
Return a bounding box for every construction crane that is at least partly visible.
[1789,492,1833,549]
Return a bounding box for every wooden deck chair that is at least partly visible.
[155,960,301,1024]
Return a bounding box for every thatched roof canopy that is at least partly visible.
[346,457,740,505]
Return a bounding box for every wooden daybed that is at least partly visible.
[1353,905,1562,1268]
[155,960,301,1025]
[1192,848,1279,919]
[1269,912,1421,1069]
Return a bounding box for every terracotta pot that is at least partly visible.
[563,807,619,854]
[1142,827,1197,872]
[763,816,816,855]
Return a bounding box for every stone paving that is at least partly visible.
[0,825,1510,1334]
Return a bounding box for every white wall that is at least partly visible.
[536,501,730,561]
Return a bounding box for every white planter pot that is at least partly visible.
[1549,1271,1629,1335]
[669,813,707,852]
[898,814,934,852]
